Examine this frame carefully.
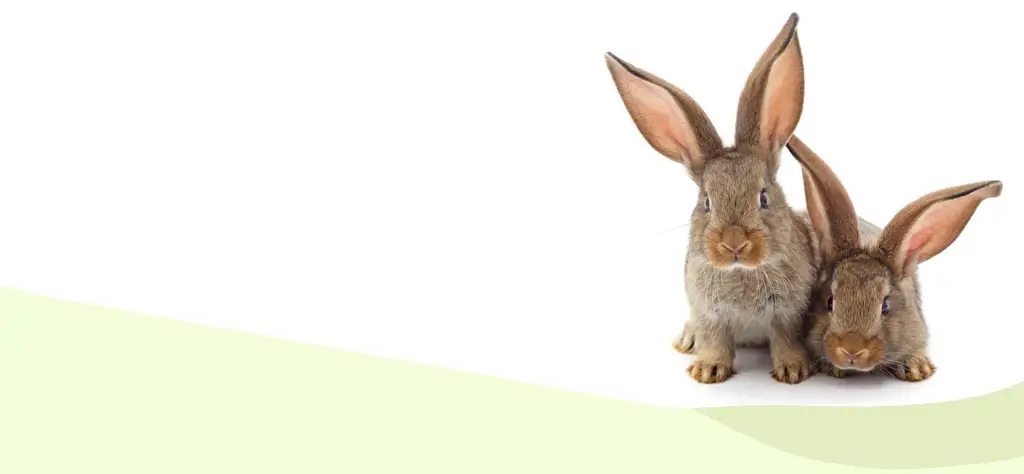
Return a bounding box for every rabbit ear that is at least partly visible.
[605,52,723,175]
[735,13,804,164]
[786,136,860,265]
[877,181,1003,279]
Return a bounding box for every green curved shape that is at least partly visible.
[1,287,1021,473]
[699,381,1024,469]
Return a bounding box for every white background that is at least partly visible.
[0,1,1020,407]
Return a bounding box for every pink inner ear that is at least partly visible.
[760,45,802,150]
[900,200,965,269]
[906,224,934,253]
[621,75,698,165]
[806,180,830,243]
[904,228,932,266]
[889,181,1001,274]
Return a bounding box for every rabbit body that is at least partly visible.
[606,14,818,383]
[787,136,1001,382]
[683,206,818,348]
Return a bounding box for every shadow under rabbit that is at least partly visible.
[717,347,890,389]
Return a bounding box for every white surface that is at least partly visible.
[0,1,1020,407]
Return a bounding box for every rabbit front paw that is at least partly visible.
[687,359,733,384]
[814,360,848,379]
[893,355,935,382]
[770,348,811,384]
[673,329,696,354]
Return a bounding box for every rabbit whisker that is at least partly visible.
[661,222,692,234]
[764,260,795,296]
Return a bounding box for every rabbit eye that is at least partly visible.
[826,295,834,312]
[759,188,769,209]
[704,196,711,213]
[881,297,891,316]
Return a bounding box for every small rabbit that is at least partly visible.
[787,136,1002,381]
[605,13,818,384]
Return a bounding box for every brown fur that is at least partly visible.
[789,136,1002,381]
[606,13,817,384]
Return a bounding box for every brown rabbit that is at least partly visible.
[604,14,818,384]
[787,136,1002,381]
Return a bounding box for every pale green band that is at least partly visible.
[1,288,1019,473]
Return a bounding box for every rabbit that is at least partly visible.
[786,136,1002,381]
[604,13,819,384]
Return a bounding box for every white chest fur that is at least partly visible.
[686,256,809,346]
[702,295,778,345]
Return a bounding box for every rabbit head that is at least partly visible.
[605,13,807,271]
[788,136,1002,373]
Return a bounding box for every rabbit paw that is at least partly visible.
[687,359,733,384]
[893,356,935,382]
[813,360,848,378]
[673,329,696,354]
[823,363,848,378]
[770,350,811,384]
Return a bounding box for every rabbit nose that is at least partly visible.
[837,347,868,364]
[719,226,752,259]
[719,241,751,257]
